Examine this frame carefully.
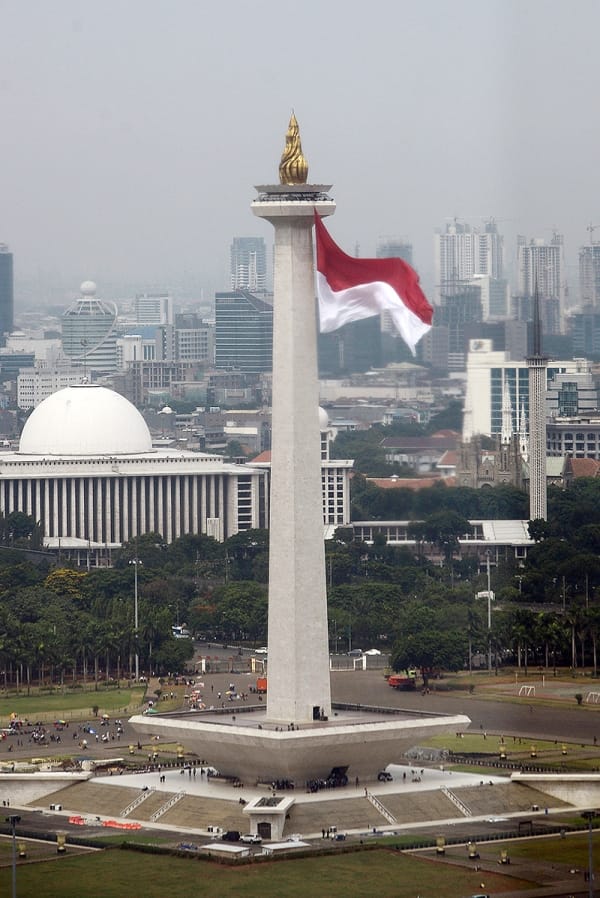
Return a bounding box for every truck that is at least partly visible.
[256,677,267,694]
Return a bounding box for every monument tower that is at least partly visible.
[527,287,548,521]
[131,117,469,785]
[252,114,335,723]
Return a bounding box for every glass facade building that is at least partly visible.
[215,290,273,373]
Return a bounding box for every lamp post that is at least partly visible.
[129,558,142,682]
[582,810,599,898]
[486,550,492,672]
[6,814,21,898]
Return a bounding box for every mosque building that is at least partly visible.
[0,383,266,564]
[0,384,352,566]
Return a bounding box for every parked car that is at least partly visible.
[348,649,363,657]
[255,646,268,654]
[221,830,241,842]
[239,833,262,844]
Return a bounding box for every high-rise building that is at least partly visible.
[215,290,273,373]
[579,241,600,306]
[318,316,382,375]
[462,338,575,441]
[434,219,504,301]
[230,236,268,292]
[134,293,173,325]
[155,323,214,364]
[517,234,565,333]
[376,237,413,338]
[570,307,600,357]
[435,283,483,370]
[376,236,412,265]
[62,281,119,373]
[0,244,14,346]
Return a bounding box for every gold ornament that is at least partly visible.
[279,112,308,185]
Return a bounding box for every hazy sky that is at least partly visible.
[1,0,599,306]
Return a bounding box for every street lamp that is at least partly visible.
[582,810,599,898]
[129,558,142,682]
[6,814,21,898]
[486,550,492,672]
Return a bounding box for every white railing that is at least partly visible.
[365,790,397,825]
[121,786,155,817]
[441,786,471,816]
[150,791,186,822]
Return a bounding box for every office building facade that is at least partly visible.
[462,339,574,441]
[230,237,268,292]
[579,242,600,307]
[62,281,118,373]
[517,234,565,333]
[434,219,504,301]
[215,290,273,373]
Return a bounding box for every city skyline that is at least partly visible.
[1,1,600,307]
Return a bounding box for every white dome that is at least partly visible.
[20,385,153,456]
[80,280,97,296]
[318,407,329,430]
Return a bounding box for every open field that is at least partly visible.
[0,845,535,898]
[0,687,147,723]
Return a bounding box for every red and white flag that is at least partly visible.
[314,212,433,354]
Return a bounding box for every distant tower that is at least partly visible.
[377,237,413,337]
[62,281,118,373]
[0,244,14,346]
[579,234,600,307]
[252,114,334,724]
[517,234,564,333]
[230,237,268,292]
[434,219,504,302]
[500,378,513,445]
[526,287,548,521]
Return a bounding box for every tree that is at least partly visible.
[391,601,470,683]
[415,510,471,571]
[44,568,87,599]
[211,581,268,642]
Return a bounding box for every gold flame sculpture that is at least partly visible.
[279,112,308,185]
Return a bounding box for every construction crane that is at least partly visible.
[586,223,600,244]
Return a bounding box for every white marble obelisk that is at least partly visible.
[252,115,335,723]
[527,288,548,521]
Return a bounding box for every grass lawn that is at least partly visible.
[494,829,600,865]
[427,730,600,763]
[0,688,146,723]
[0,847,536,898]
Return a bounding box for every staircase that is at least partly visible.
[121,787,155,818]
[150,791,186,822]
[365,790,397,825]
[441,786,471,816]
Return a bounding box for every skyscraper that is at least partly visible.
[230,236,267,292]
[62,281,118,373]
[377,237,413,338]
[517,234,564,334]
[434,219,504,301]
[215,290,273,372]
[579,241,600,306]
[0,244,14,346]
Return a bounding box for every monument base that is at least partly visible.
[129,706,470,783]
